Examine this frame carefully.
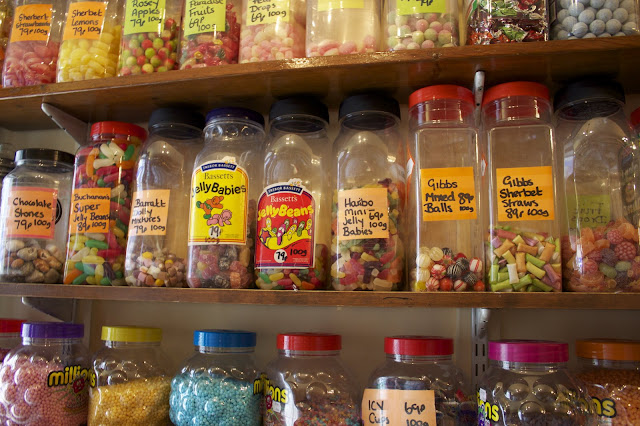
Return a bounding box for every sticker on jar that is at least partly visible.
[397,0,446,15]
[338,187,389,240]
[477,388,499,425]
[318,0,364,11]
[10,4,53,42]
[361,388,436,426]
[183,0,226,37]
[62,1,106,41]
[69,187,111,233]
[189,161,248,245]
[567,194,611,229]
[255,180,315,269]
[128,189,170,237]
[124,0,166,34]
[496,166,555,222]
[4,187,57,239]
[247,0,290,25]
[420,167,477,221]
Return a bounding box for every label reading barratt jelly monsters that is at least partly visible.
[124,0,166,35]
[318,0,364,11]
[255,181,315,268]
[10,4,53,43]
[247,0,290,25]
[420,167,477,221]
[128,189,170,237]
[567,194,611,229]
[189,161,248,245]
[362,388,436,426]
[63,1,106,41]
[69,187,111,233]
[338,187,389,240]
[4,187,57,239]
[496,166,555,222]
[183,0,226,37]
[397,0,446,15]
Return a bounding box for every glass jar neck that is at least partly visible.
[205,118,264,141]
[149,123,203,140]
[196,345,254,354]
[410,99,475,127]
[484,96,551,126]
[16,158,73,172]
[386,353,453,363]
[490,359,566,372]
[23,337,83,346]
[104,340,161,348]
[341,111,399,131]
[556,99,625,121]
[279,349,340,357]
[271,115,328,135]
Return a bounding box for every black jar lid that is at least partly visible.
[206,107,265,127]
[269,96,329,124]
[554,78,625,120]
[339,93,401,120]
[15,148,74,165]
[149,107,205,130]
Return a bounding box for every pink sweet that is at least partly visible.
[339,40,357,54]
[416,19,429,32]
[421,40,435,48]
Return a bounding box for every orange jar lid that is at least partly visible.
[576,339,640,362]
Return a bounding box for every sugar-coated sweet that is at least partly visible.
[3,40,60,86]
[552,0,637,38]
[119,18,179,75]
[386,12,458,50]
[57,25,121,82]
[124,250,187,287]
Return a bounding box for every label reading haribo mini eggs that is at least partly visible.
[338,187,389,240]
[10,4,53,43]
[189,161,248,245]
[420,167,477,222]
[124,0,166,35]
[128,189,170,237]
[361,388,436,426]
[318,0,364,11]
[255,180,315,269]
[183,0,226,37]
[397,0,446,15]
[4,187,58,239]
[247,0,290,25]
[496,166,555,222]
[63,1,106,41]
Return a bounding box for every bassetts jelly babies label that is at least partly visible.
[63,1,106,41]
[318,0,364,11]
[362,388,437,426]
[496,166,555,222]
[338,187,389,240]
[189,161,248,245]
[256,180,315,268]
[247,0,290,25]
[10,4,53,42]
[124,0,166,34]
[4,187,57,239]
[420,167,477,221]
[128,189,170,236]
[69,188,110,233]
[183,0,226,37]
[397,0,446,15]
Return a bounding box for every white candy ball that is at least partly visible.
[628,13,637,23]
[579,9,596,23]
[606,18,622,32]
[393,43,407,50]
[622,20,639,33]
[620,0,635,12]
[424,28,438,41]
[590,18,606,33]
[578,0,591,4]
[613,7,629,21]
[568,35,579,38]
[586,6,598,12]
[591,0,605,8]
[604,0,619,10]
[583,31,598,36]
[572,21,590,35]
[597,8,613,20]
[557,29,571,38]
[598,31,612,35]
[569,2,585,15]
[557,8,570,21]
[552,23,563,35]
[563,15,579,30]
[560,0,572,8]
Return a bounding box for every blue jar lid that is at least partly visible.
[22,322,84,339]
[205,107,265,128]
[194,330,256,348]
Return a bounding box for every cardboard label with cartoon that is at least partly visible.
[255,180,315,268]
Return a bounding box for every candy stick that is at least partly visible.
[539,243,555,262]
[513,274,533,290]
[523,236,539,246]
[516,252,526,273]
[491,279,513,292]
[494,240,515,256]
[502,251,516,264]
[507,264,519,284]
[512,235,525,245]
[551,263,561,274]
[517,243,538,256]
[491,236,503,248]
[490,264,499,283]
[543,264,560,283]
[525,253,546,269]
[496,229,517,240]
[526,262,546,279]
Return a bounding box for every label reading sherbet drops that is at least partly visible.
[247,0,290,25]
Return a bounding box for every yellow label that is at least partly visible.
[10,4,53,42]
[496,166,555,222]
[247,0,290,25]
[362,388,437,426]
[398,0,446,14]
[124,0,166,35]
[5,187,57,239]
[567,194,611,229]
[183,0,226,37]
[420,167,477,221]
[188,161,248,245]
[128,190,170,237]
[69,188,111,233]
[318,0,364,11]
[63,1,106,41]
[337,187,389,240]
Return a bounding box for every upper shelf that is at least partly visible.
[1,37,639,131]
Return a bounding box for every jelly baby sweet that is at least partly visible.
[384,10,458,50]
[118,15,180,75]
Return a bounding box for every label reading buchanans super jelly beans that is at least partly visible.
[496,166,555,222]
[362,388,437,426]
[318,0,364,11]
[477,388,499,425]
[247,0,290,25]
[10,4,52,42]
[338,187,389,240]
[397,0,446,15]
[4,187,57,239]
[128,189,170,236]
[420,167,477,221]
[183,0,226,37]
[255,180,315,268]
[62,1,106,40]
[69,187,111,233]
[189,161,248,245]
[124,0,166,34]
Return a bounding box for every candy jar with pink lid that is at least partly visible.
[384,0,458,51]
[0,319,24,362]
[477,340,596,425]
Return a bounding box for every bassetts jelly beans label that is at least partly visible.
[189,161,248,245]
[183,0,226,37]
[362,388,437,426]
[496,166,555,222]
[255,180,315,269]
[420,167,477,221]
[338,187,389,240]
[10,4,53,42]
[62,1,107,40]
[4,187,58,239]
[247,0,290,24]
[69,187,110,233]
[128,190,170,236]
[124,0,166,34]
[318,0,364,11]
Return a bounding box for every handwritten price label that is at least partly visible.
[567,194,611,229]
[69,188,110,233]
[63,1,106,40]
[397,0,446,15]
[124,0,166,35]
[362,388,436,425]
[10,4,52,42]
[5,187,57,239]
[496,166,555,222]
[247,0,290,25]
[420,167,477,222]
[183,0,226,37]
[128,189,170,236]
[338,187,389,241]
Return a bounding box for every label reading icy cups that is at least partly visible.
[318,0,364,11]
[128,189,170,237]
[4,187,57,239]
[62,1,106,41]
[189,161,248,245]
[69,188,110,233]
[361,388,436,426]
[183,0,226,37]
[255,181,315,268]
[10,4,53,42]
[496,166,555,222]
[420,167,477,221]
[247,0,290,25]
[397,0,446,15]
[124,0,166,35]
[338,187,389,240]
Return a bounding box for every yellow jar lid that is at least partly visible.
[101,326,162,343]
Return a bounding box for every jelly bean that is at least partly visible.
[124,249,187,287]
[385,12,458,50]
[86,239,108,249]
[258,245,328,290]
[3,40,61,87]
[0,240,65,283]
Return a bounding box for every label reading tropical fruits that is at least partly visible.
[247,0,290,25]
[63,1,106,41]
[124,0,166,34]
[128,190,170,236]
[338,187,389,240]
[69,188,110,233]
[4,187,57,239]
[420,167,477,221]
[255,180,315,268]
[183,0,226,37]
[318,0,364,11]
[189,161,248,245]
[496,166,555,222]
[361,388,437,426]
[10,4,53,42]
[397,0,446,15]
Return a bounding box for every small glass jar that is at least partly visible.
[477,340,596,425]
[363,336,476,425]
[125,107,204,287]
[384,0,458,50]
[64,121,146,286]
[576,339,640,425]
[551,0,638,39]
[89,326,172,425]
[332,94,405,291]
[483,82,562,293]
[0,318,24,361]
[187,107,265,289]
[465,0,548,44]
[408,85,483,292]
[255,97,330,290]
[170,330,261,425]
[0,322,90,426]
[264,332,361,425]
[0,149,74,284]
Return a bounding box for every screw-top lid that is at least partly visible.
[0,319,25,334]
[482,82,550,107]
[576,339,640,362]
[194,330,256,348]
[22,322,84,339]
[277,332,341,351]
[339,93,401,120]
[554,79,625,120]
[149,107,206,130]
[269,96,330,124]
[631,107,640,129]
[14,148,75,165]
[205,107,265,127]
[489,340,568,363]
[91,121,147,140]
[385,336,454,356]
[409,85,475,109]
[101,326,162,343]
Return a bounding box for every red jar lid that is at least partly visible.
[489,340,568,363]
[409,85,474,109]
[385,336,453,356]
[90,121,147,140]
[277,332,341,351]
[482,82,550,107]
[631,107,640,129]
[0,319,25,334]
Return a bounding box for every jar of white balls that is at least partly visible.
[551,0,639,39]
[384,0,459,50]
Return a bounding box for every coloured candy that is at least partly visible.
[118,17,180,75]
[411,247,484,291]
[256,244,327,289]
[1,240,65,283]
[384,11,458,50]
[187,236,255,288]
[465,0,549,44]
[125,250,187,287]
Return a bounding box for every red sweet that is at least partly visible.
[614,242,637,261]
[440,277,453,291]
[607,229,624,245]
[581,258,599,274]
[473,281,485,291]
[2,41,59,87]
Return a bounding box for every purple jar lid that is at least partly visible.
[21,322,84,339]
[489,340,568,363]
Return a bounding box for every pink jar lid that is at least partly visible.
[489,340,568,363]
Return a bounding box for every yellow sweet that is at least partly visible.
[57,24,121,82]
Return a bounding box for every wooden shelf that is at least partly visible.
[1,37,639,131]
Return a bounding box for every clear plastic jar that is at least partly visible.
[551,0,638,39]
[56,0,123,82]
[2,0,64,86]
[0,322,90,425]
[264,332,361,425]
[384,0,458,50]
[465,0,548,44]
[363,336,476,425]
[576,339,640,425]
[125,108,204,287]
[331,94,405,291]
[89,326,171,425]
[408,85,483,292]
[483,82,562,293]
[170,330,261,425]
[0,143,15,190]
[477,340,596,425]
[255,97,330,290]
[306,0,380,56]
[0,318,24,361]
[0,149,74,284]
[187,107,265,289]
[0,0,12,83]
[64,121,146,286]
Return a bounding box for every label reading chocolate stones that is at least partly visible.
[567,194,611,229]
[69,188,110,233]
[63,1,106,40]
[189,161,248,245]
[397,0,446,15]
[247,0,290,25]
[420,167,477,221]
[4,187,58,239]
[183,0,226,37]
[338,187,389,240]
[11,4,53,42]
[124,0,166,34]
[318,0,364,11]
[255,180,315,268]
[128,189,170,236]
[362,389,437,426]
[496,166,555,222]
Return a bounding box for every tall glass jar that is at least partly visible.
[550,0,639,39]
[255,97,330,290]
[0,322,90,426]
[408,85,483,292]
[64,121,146,286]
[125,107,204,287]
[483,82,562,292]
[556,80,639,292]
[477,340,596,425]
[56,0,123,82]
[0,149,74,284]
[170,330,261,425]
[384,0,458,50]
[264,332,361,425]
[465,0,548,44]
[0,318,24,361]
[332,93,405,291]
[89,326,172,425]
[0,0,12,83]
[187,107,265,289]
